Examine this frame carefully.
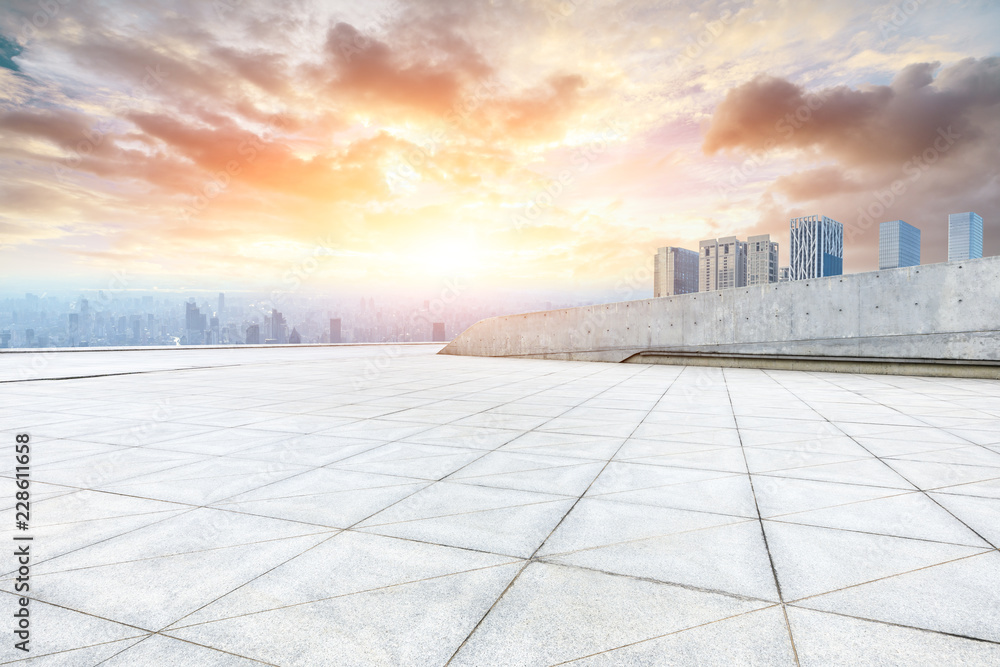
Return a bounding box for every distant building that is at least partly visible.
[288,327,301,344]
[270,309,286,344]
[330,318,342,344]
[779,267,790,282]
[948,212,984,261]
[746,234,779,286]
[879,220,921,269]
[246,324,259,345]
[218,292,225,316]
[790,215,843,280]
[699,237,746,291]
[68,313,80,346]
[653,247,699,297]
[185,302,201,331]
[432,322,446,342]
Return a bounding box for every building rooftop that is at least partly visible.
[2,345,1000,665]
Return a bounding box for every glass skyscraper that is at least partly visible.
[653,247,699,296]
[789,215,843,280]
[879,220,921,269]
[948,212,984,261]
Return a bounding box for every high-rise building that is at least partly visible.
[288,328,301,344]
[789,215,843,280]
[330,318,342,344]
[879,220,921,269]
[184,302,204,345]
[432,322,446,342]
[746,234,779,286]
[246,324,260,345]
[948,212,984,261]
[779,267,790,282]
[218,293,225,316]
[653,247,699,297]
[271,309,286,344]
[699,240,718,292]
[699,237,746,291]
[68,313,79,335]
[185,302,200,330]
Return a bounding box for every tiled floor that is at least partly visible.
[2,345,1000,665]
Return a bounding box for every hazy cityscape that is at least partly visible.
[4,211,987,351]
[0,290,600,349]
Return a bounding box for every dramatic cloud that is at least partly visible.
[0,0,997,290]
[704,58,1000,165]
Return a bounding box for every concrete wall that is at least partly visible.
[441,257,1000,371]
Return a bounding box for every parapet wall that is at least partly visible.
[440,256,1000,376]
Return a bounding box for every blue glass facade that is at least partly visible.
[948,212,984,261]
[822,253,843,276]
[789,215,843,280]
[879,220,921,269]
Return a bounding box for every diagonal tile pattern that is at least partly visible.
[1,345,999,665]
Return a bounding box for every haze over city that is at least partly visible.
[1,0,998,298]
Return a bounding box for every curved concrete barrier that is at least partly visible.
[440,256,1000,378]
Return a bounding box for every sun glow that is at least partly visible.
[409,238,486,277]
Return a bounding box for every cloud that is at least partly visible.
[0,109,94,149]
[772,166,867,201]
[482,74,588,142]
[2,0,999,288]
[703,58,1000,167]
[320,21,492,116]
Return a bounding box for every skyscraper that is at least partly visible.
[330,318,342,344]
[246,324,260,345]
[184,302,204,345]
[218,292,225,316]
[789,215,843,280]
[879,220,921,269]
[746,234,779,286]
[271,309,286,344]
[699,237,746,291]
[653,247,699,297]
[185,302,200,331]
[948,212,984,261]
[67,313,79,346]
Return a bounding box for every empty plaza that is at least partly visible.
[2,345,1000,665]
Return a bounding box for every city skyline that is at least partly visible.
[1,1,998,294]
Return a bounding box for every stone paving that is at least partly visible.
[1,345,999,665]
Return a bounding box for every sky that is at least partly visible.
[1,0,998,296]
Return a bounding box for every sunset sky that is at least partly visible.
[1,0,998,295]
